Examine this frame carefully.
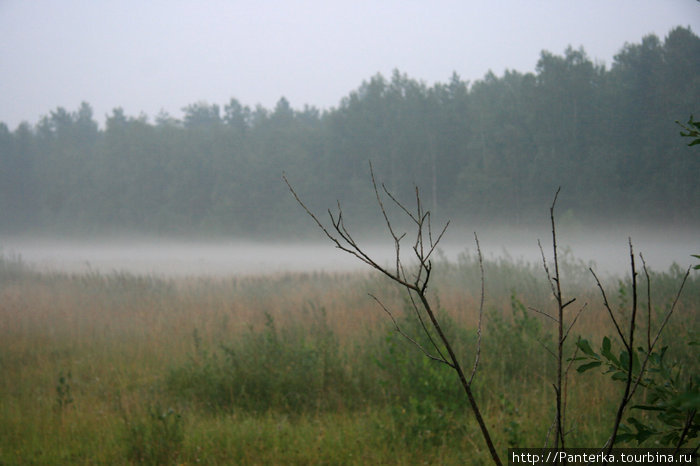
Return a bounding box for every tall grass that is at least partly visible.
[0,252,696,464]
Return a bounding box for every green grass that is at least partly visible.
[0,253,696,464]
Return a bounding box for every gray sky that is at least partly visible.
[1,0,698,129]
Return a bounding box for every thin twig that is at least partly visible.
[369,293,453,367]
[469,232,485,385]
[543,414,557,449]
[562,345,580,441]
[562,302,588,344]
[674,409,697,454]
[370,163,404,277]
[605,239,639,453]
[549,186,565,450]
[626,265,691,402]
[590,268,629,350]
[640,254,652,352]
[527,306,558,323]
[382,183,419,224]
[648,266,689,354]
[406,289,450,364]
[537,340,558,360]
[538,239,558,299]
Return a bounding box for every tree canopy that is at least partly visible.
[1,27,698,237]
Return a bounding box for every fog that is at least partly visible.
[4,226,696,279]
[1,3,698,279]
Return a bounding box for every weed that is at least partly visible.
[123,403,184,465]
[55,371,74,412]
[0,252,696,463]
[167,306,361,414]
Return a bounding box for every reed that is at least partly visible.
[0,253,696,464]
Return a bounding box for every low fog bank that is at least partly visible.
[2,224,697,279]
[0,238,371,277]
[445,224,699,277]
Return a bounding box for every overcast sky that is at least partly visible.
[1,0,698,129]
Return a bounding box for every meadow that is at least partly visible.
[0,249,697,464]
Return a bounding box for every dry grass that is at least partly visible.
[0,255,696,464]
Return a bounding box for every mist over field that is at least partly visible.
[4,223,697,279]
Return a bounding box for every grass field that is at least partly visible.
[0,250,697,464]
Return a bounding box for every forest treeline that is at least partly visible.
[1,27,699,237]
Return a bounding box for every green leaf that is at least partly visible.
[670,391,700,410]
[620,351,630,370]
[650,351,661,366]
[577,361,602,373]
[627,417,657,444]
[660,431,681,446]
[631,348,641,374]
[577,338,597,357]
[601,337,619,365]
[570,356,589,361]
[632,404,666,412]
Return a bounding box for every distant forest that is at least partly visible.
[1,27,699,238]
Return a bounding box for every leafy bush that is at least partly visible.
[484,294,554,385]
[373,307,472,445]
[576,336,699,447]
[167,306,360,414]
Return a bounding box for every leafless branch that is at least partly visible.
[590,268,629,350]
[527,306,558,323]
[624,263,691,403]
[562,302,588,344]
[537,340,557,360]
[406,288,450,364]
[648,265,689,354]
[382,182,419,224]
[562,297,576,309]
[548,187,566,450]
[543,415,557,449]
[284,164,502,465]
[640,253,652,352]
[603,239,639,453]
[469,232,485,385]
[369,293,453,368]
[538,239,558,299]
[675,410,697,455]
[562,345,580,438]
